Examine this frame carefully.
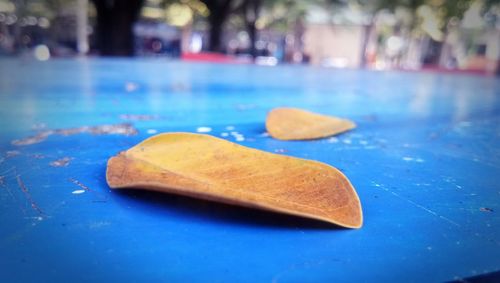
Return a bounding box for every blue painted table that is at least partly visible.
[0,59,499,282]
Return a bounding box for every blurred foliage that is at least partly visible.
[1,0,498,56]
[344,0,500,41]
[141,0,209,26]
[2,0,75,19]
[257,0,309,31]
[5,0,499,33]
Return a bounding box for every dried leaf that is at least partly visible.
[106,133,362,228]
[266,107,356,140]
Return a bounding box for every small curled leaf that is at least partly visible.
[266,107,356,140]
[106,133,363,228]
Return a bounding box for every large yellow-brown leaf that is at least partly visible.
[266,107,356,140]
[106,133,363,228]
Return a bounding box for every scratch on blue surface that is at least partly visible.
[69,178,108,202]
[0,174,16,201]
[10,123,138,146]
[0,167,15,177]
[371,181,461,227]
[16,174,45,218]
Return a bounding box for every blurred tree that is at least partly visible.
[91,0,144,56]
[352,0,481,67]
[139,0,233,52]
[238,0,323,58]
[138,0,328,56]
[240,0,261,57]
[201,0,319,55]
[351,0,424,67]
[199,0,235,52]
[255,0,306,31]
[4,0,74,53]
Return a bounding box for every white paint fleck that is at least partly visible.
[228,130,245,141]
[125,82,139,92]
[260,132,270,137]
[6,150,21,157]
[359,140,368,145]
[196,127,212,133]
[415,158,425,163]
[327,137,338,143]
[50,157,72,167]
[147,129,158,134]
[72,189,85,194]
[220,132,229,137]
[225,126,235,131]
[342,139,352,144]
[403,157,414,161]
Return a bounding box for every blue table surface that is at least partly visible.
[0,58,499,282]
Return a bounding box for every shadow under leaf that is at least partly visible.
[113,188,345,230]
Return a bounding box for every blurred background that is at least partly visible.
[0,0,499,74]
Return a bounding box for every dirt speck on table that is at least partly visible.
[49,157,72,167]
[12,123,138,146]
[480,207,494,212]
